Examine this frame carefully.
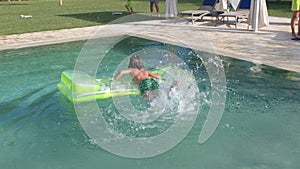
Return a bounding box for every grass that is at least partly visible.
[0,0,293,36]
[267,0,292,18]
[0,0,132,35]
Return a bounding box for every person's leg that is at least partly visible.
[297,11,300,36]
[124,4,131,13]
[150,2,154,16]
[291,11,298,37]
[129,7,134,14]
[128,1,134,14]
[154,1,160,16]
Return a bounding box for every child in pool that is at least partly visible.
[113,55,161,101]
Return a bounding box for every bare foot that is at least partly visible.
[144,91,155,102]
[171,80,179,88]
[167,80,179,98]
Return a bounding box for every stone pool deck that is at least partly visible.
[0,15,299,73]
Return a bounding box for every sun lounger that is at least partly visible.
[217,0,251,28]
[179,0,218,24]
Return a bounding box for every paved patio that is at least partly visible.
[0,15,299,73]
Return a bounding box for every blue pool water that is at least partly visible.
[0,37,300,169]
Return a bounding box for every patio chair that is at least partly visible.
[217,0,251,28]
[179,0,219,25]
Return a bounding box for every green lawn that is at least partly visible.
[0,0,293,35]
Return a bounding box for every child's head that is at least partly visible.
[128,55,144,69]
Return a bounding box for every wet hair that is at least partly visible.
[128,55,144,69]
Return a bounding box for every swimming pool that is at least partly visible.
[0,36,300,169]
